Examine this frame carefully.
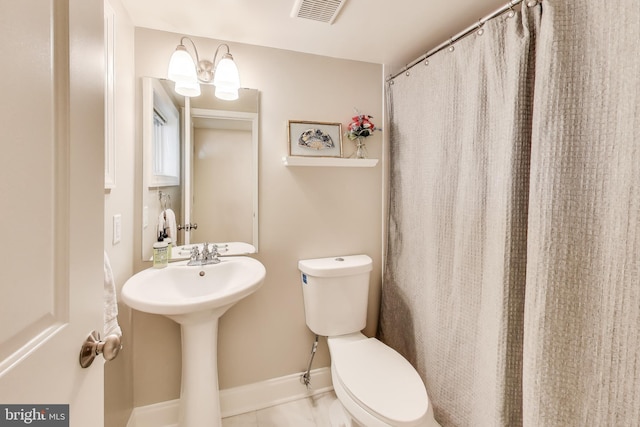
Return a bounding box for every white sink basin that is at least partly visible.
[121,255,266,427]
[122,256,265,316]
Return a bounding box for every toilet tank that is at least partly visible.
[298,255,373,336]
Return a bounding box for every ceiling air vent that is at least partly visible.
[291,0,347,24]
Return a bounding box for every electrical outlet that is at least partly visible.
[113,214,122,245]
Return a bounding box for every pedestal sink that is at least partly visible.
[122,256,266,427]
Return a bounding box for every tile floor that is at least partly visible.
[221,391,339,427]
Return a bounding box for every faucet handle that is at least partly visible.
[206,244,221,264]
[187,246,202,266]
[190,246,200,260]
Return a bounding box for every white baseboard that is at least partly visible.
[127,367,333,427]
[126,400,178,427]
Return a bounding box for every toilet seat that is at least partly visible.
[331,337,429,426]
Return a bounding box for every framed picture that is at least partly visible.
[288,120,343,158]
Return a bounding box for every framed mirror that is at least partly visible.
[141,77,259,261]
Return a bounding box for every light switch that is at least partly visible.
[143,206,149,229]
[113,214,122,245]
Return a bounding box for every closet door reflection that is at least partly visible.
[190,117,253,245]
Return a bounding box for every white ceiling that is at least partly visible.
[119,0,507,75]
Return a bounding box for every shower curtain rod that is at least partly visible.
[387,0,530,82]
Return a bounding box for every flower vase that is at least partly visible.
[350,137,368,159]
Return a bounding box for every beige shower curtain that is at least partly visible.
[380,1,640,426]
[380,5,539,426]
[523,1,640,425]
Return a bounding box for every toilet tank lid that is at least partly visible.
[298,254,372,277]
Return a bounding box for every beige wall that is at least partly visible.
[130,28,384,407]
[103,0,135,426]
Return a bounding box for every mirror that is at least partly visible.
[141,77,259,261]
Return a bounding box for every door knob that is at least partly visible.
[177,223,198,231]
[79,330,122,368]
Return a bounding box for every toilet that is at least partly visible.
[299,255,440,427]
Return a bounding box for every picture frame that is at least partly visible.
[288,120,343,158]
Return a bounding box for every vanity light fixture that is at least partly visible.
[167,37,241,100]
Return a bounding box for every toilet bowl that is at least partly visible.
[299,255,440,427]
[329,332,439,427]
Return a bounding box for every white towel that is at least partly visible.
[163,208,178,242]
[104,251,122,337]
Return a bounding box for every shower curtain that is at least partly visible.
[380,1,640,426]
[523,1,640,425]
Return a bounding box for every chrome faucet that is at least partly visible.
[187,243,221,266]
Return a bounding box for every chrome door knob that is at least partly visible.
[177,223,198,231]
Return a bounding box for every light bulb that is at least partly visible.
[213,54,240,100]
[175,79,201,97]
[168,45,197,83]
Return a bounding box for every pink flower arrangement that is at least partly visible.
[345,113,380,140]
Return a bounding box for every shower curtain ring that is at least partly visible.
[507,4,516,18]
[405,65,410,76]
[448,39,455,52]
[476,20,485,36]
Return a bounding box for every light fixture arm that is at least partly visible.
[177,36,212,83]
[212,44,231,69]
[200,43,234,84]
[179,36,202,66]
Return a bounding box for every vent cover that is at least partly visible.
[291,0,347,24]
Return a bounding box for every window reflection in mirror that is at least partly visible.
[144,78,180,187]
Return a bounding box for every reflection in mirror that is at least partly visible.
[190,109,254,246]
[145,78,181,187]
[141,78,259,261]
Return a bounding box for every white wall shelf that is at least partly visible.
[282,156,378,167]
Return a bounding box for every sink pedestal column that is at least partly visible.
[169,306,232,427]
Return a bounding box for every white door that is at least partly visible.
[0,0,105,425]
